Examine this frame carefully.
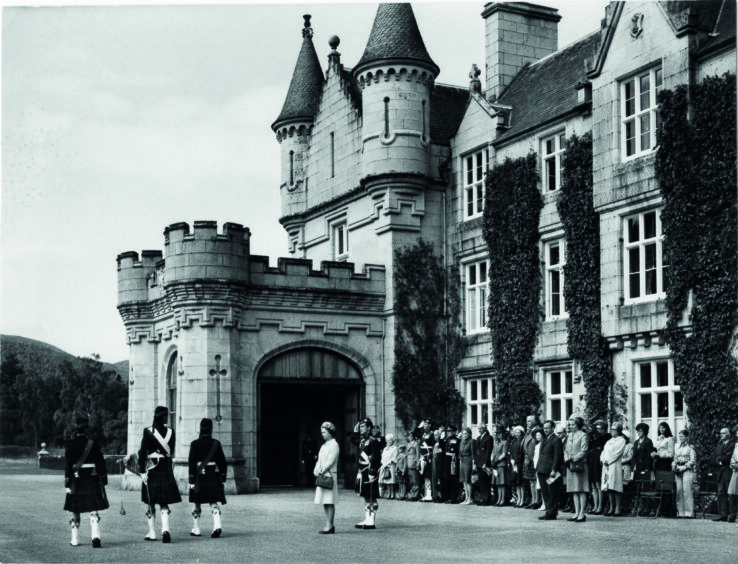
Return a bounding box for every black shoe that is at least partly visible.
[567,517,578,522]
[712,517,728,522]
[362,524,376,530]
[144,536,156,542]
[211,529,222,538]
[318,527,335,534]
[575,516,586,523]
[190,532,202,537]
[162,531,171,544]
[538,515,548,520]
[92,538,101,548]
[728,516,736,523]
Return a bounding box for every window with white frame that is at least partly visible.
[542,132,566,192]
[333,222,348,259]
[467,376,496,430]
[544,239,567,319]
[621,65,663,160]
[624,210,665,302]
[546,368,573,429]
[465,260,488,333]
[463,149,487,219]
[636,359,685,435]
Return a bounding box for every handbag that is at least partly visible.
[316,471,334,489]
[569,460,585,473]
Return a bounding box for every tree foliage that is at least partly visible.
[656,73,738,474]
[392,240,467,432]
[556,132,613,421]
[482,152,544,425]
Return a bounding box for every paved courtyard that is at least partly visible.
[1,460,735,563]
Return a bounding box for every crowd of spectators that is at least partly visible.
[366,417,738,524]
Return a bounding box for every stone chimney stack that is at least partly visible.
[482,2,561,101]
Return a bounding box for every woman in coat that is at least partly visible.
[509,426,526,507]
[491,424,509,506]
[459,427,474,504]
[563,416,589,522]
[600,422,627,516]
[64,417,109,548]
[379,433,399,499]
[314,421,340,534]
[672,428,696,518]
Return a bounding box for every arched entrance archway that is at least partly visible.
[257,346,364,488]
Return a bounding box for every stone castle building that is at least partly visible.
[117,2,737,492]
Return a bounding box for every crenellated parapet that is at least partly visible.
[117,249,164,305]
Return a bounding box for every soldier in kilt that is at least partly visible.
[188,418,227,538]
[64,417,109,547]
[351,418,382,529]
[138,405,182,543]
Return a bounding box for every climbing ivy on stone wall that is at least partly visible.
[556,132,613,422]
[482,153,544,425]
[656,73,738,473]
[392,240,466,432]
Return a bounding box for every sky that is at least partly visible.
[0,0,610,363]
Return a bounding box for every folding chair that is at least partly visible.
[695,471,720,519]
[652,470,676,517]
[634,471,656,517]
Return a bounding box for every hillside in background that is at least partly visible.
[0,334,128,377]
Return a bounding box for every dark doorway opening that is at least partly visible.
[259,381,362,489]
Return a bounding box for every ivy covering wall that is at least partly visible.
[656,73,738,471]
[482,153,544,425]
[392,240,466,431]
[556,132,613,421]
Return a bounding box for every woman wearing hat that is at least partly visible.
[188,418,227,538]
[138,405,182,543]
[64,416,109,548]
[352,418,382,529]
[314,421,340,534]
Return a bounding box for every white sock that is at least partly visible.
[160,509,170,533]
[90,514,100,540]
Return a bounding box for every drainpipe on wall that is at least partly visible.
[381,315,386,431]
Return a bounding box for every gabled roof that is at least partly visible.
[272,17,325,130]
[494,31,601,144]
[353,3,439,77]
[695,0,737,56]
[430,84,469,145]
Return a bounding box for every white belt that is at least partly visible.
[80,463,95,469]
[149,453,167,459]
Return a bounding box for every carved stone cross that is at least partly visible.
[209,355,227,423]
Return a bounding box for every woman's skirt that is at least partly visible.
[493,467,507,485]
[459,458,473,483]
[566,463,590,493]
[189,468,227,505]
[727,470,738,496]
[64,476,109,513]
[588,459,603,483]
[314,480,338,505]
[142,466,182,505]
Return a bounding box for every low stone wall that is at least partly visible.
[38,454,125,474]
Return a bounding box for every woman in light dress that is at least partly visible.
[600,421,626,516]
[314,421,339,534]
[672,428,697,518]
[379,433,399,499]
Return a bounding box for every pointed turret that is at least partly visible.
[353,3,439,78]
[272,15,325,130]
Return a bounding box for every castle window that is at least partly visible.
[544,239,567,320]
[621,65,662,160]
[624,209,665,302]
[166,352,178,431]
[383,97,390,138]
[330,132,335,178]
[465,259,488,333]
[636,359,685,435]
[289,150,294,186]
[463,149,487,220]
[422,100,427,141]
[333,222,348,260]
[466,376,496,431]
[546,368,573,429]
[542,132,565,191]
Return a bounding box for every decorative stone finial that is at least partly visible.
[328,35,340,51]
[302,14,313,39]
[469,64,482,95]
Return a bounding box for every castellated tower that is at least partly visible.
[271,15,324,224]
[353,3,439,183]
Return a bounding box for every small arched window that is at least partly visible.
[166,352,178,431]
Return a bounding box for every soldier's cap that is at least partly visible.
[154,405,168,417]
[200,418,213,434]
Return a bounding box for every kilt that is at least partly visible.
[523,462,537,481]
[142,462,182,505]
[355,472,379,500]
[64,475,109,513]
[189,468,227,505]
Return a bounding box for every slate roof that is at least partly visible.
[494,31,602,145]
[430,84,470,145]
[354,3,439,77]
[694,0,737,56]
[272,28,325,129]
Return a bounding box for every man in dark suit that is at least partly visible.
[473,422,493,506]
[713,427,736,522]
[536,419,564,520]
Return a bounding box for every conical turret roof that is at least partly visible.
[272,15,325,130]
[353,3,439,77]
